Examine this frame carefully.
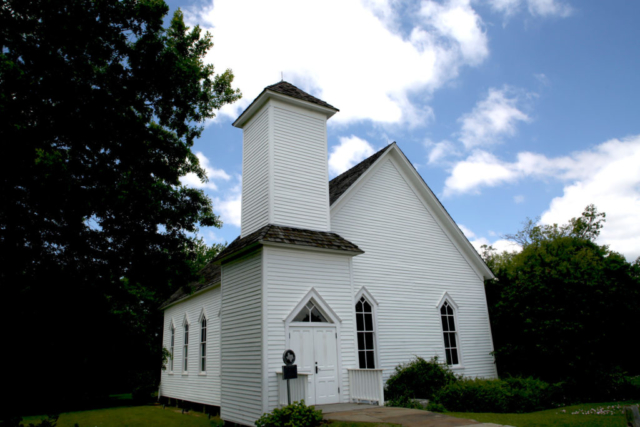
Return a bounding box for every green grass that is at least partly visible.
[447,401,640,427]
[21,405,220,427]
[21,405,395,427]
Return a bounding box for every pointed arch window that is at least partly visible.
[183,323,189,373]
[356,296,376,369]
[440,301,459,365]
[200,316,207,373]
[292,301,329,323]
[169,323,175,372]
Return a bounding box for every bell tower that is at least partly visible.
[233,82,339,237]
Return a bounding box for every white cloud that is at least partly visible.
[329,136,376,176]
[458,86,531,149]
[527,0,572,17]
[470,236,522,254]
[186,0,489,126]
[426,139,458,164]
[488,0,572,18]
[180,152,231,190]
[444,135,640,260]
[514,194,525,203]
[458,224,476,238]
[212,176,242,228]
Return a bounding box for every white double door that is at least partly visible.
[289,327,339,405]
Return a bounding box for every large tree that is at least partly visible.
[482,205,640,401]
[0,0,239,414]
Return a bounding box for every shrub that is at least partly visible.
[131,371,158,404]
[435,376,559,413]
[384,395,425,410]
[255,400,323,427]
[426,401,446,413]
[385,357,458,400]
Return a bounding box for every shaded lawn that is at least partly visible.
[447,401,640,427]
[22,405,397,427]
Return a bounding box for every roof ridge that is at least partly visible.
[330,142,395,183]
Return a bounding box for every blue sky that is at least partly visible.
[167,0,640,260]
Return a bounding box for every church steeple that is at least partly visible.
[233,82,338,237]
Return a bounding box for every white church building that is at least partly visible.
[158,81,497,426]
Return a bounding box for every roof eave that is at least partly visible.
[232,90,338,128]
[260,240,364,256]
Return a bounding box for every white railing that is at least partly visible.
[276,372,310,406]
[348,369,385,406]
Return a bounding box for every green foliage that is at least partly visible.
[384,395,426,410]
[426,401,447,413]
[1,0,240,415]
[384,357,458,400]
[0,415,59,427]
[435,377,560,413]
[255,401,323,427]
[482,205,640,401]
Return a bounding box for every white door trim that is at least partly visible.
[284,288,343,404]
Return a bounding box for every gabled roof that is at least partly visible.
[329,143,495,281]
[329,143,394,205]
[233,81,338,128]
[266,81,338,111]
[159,262,221,310]
[213,224,363,264]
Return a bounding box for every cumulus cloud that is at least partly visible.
[443,135,640,260]
[460,224,522,255]
[458,224,476,238]
[329,136,376,176]
[185,0,489,126]
[458,86,531,149]
[487,0,572,18]
[180,152,231,190]
[514,195,525,204]
[470,236,522,254]
[212,176,242,227]
[426,139,459,164]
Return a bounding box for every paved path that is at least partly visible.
[316,404,511,427]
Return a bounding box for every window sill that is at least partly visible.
[168,372,174,375]
[449,365,465,371]
[182,372,189,376]
[198,372,207,376]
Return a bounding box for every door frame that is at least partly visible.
[284,288,344,404]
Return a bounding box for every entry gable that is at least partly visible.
[330,143,494,281]
[284,288,342,324]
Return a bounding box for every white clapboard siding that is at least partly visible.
[331,157,498,381]
[160,286,221,406]
[272,103,330,232]
[263,246,356,411]
[241,107,270,237]
[220,251,264,425]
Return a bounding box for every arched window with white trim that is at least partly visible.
[183,322,189,373]
[356,295,376,369]
[200,316,207,373]
[440,300,460,366]
[292,300,330,323]
[169,323,175,372]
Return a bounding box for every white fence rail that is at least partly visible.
[276,372,309,406]
[348,369,384,406]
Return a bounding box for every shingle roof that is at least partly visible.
[329,143,395,205]
[158,262,221,310]
[265,81,338,111]
[213,224,363,263]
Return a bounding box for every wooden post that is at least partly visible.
[625,406,640,427]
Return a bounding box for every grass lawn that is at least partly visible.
[447,401,640,427]
[21,405,397,427]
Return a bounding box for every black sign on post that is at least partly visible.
[282,349,297,405]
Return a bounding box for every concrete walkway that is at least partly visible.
[315,404,512,427]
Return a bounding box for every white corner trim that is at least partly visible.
[283,287,342,324]
[436,291,459,310]
[354,286,379,306]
